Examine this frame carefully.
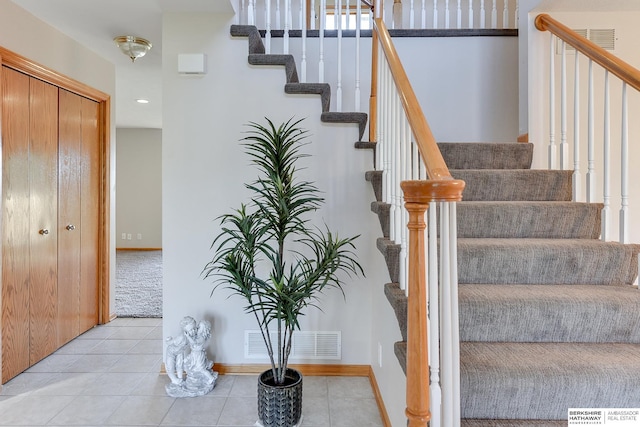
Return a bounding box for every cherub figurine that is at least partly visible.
[164,316,218,397]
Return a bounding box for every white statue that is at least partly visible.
[165,316,218,397]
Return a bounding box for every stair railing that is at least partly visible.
[372,7,465,425]
[389,0,519,30]
[535,13,640,243]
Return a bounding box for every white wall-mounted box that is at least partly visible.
[178,53,207,74]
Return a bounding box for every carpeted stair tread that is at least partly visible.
[451,169,573,201]
[438,142,533,169]
[371,201,390,238]
[461,342,640,420]
[460,284,640,343]
[365,170,382,202]
[456,201,602,239]
[230,25,265,54]
[394,341,407,375]
[370,199,602,240]
[321,112,368,141]
[248,54,299,83]
[284,83,331,112]
[458,238,640,286]
[376,237,400,283]
[384,283,407,342]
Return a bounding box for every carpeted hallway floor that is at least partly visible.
[115,250,163,318]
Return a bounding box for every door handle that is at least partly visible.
[39,229,49,235]
[66,224,76,231]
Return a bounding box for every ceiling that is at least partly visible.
[10,0,234,129]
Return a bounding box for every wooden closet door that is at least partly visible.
[58,89,81,346]
[79,96,99,333]
[1,67,31,380]
[28,77,59,365]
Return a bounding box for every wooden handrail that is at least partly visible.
[373,18,452,181]
[535,13,640,92]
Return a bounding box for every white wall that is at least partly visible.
[116,128,162,249]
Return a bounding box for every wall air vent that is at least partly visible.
[557,29,615,54]
[245,330,342,360]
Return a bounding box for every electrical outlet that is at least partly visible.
[127,233,132,240]
[121,233,126,240]
[137,233,142,240]
[378,342,383,367]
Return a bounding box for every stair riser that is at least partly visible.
[461,343,640,420]
[439,142,533,170]
[451,170,573,201]
[460,285,640,343]
[458,240,640,286]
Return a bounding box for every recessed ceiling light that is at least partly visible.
[136,99,149,104]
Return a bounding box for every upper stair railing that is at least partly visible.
[535,13,640,243]
[372,6,464,426]
[235,0,518,113]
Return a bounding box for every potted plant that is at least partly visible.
[203,117,363,427]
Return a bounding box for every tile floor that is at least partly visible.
[0,317,384,426]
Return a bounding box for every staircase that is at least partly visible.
[229,25,368,141]
[231,23,640,425]
[369,141,640,424]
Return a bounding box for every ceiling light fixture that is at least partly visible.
[136,99,150,104]
[113,36,152,62]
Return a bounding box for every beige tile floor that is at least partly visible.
[0,317,384,426]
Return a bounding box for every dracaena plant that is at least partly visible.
[203,117,363,385]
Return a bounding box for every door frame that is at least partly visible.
[0,47,112,329]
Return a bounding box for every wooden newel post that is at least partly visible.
[404,193,430,427]
[401,179,465,427]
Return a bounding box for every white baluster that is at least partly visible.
[428,201,441,427]
[389,88,397,243]
[433,0,438,29]
[319,0,325,82]
[572,52,581,201]
[410,0,415,29]
[480,0,485,29]
[284,0,290,53]
[393,0,402,29]
[491,0,497,29]
[310,0,316,29]
[394,95,402,245]
[345,0,350,29]
[440,201,452,427]
[248,0,255,25]
[301,0,307,82]
[398,116,408,290]
[445,0,450,29]
[355,0,361,110]
[265,0,272,53]
[456,0,462,29]
[237,0,243,25]
[602,70,610,242]
[384,68,393,213]
[276,0,281,28]
[421,0,426,28]
[587,60,596,203]
[375,49,383,172]
[337,0,343,111]
[468,0,474,29]
[620,83,629,243]
[412,140,419,180]
[514,0,519,29]
[449,201,461,427]
[560,41,568,170]
[502,0,508,28]
[548,34,556,169]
